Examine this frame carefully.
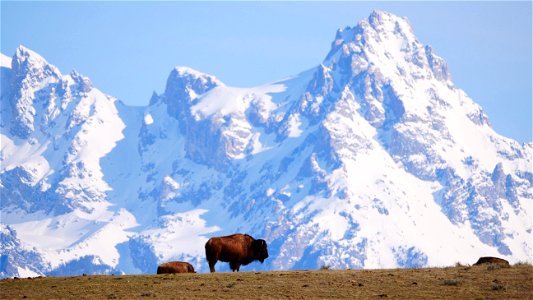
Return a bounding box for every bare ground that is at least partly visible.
[1,264,532,299]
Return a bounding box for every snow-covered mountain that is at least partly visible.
[1,11,531,278]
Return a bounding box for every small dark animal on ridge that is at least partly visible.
[205,233,269,272]
[157,261,195,274]
[473,256,510,267]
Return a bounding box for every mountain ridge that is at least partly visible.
[1,10,531,278]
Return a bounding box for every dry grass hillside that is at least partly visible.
[1,264,532,299]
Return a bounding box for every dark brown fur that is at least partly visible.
[473,257,510,267]
[156,261,195,274]
[205,233,269,272]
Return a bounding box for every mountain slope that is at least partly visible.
[1,11,531,277]
[1,46,138,277]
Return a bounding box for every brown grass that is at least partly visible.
[1,264,532,299]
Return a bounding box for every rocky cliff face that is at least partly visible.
[1,11,531,278]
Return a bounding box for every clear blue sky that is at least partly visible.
[1,1,531,143]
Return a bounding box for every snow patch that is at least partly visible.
[191,83,285,118]
[139,209,221,261]
[143,114,154,125]
[286,114,304,138]
[1,52,12,68]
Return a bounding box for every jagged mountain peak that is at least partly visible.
[340,10,417,47]
[325,11,450,84]
[172,66,223,83]
[12,45,61,79]
[2,46,112,139]
[10,45,95,94]
[15,45,46,62]
[166,66,224,94]
[367,10,413,32]
[163,66,224,117]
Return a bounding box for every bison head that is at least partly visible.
[252,239,269,263]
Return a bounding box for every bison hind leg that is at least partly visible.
[230,262,240,272]
[208,260,216,273]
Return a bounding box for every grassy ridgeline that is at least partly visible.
[1,265,532,299]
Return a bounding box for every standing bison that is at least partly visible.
[205,233,269,272]
[156,261,195,274]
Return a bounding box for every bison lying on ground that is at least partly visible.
[205,233,268,272]
[473,256,510,267]
[157,261,195,274]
